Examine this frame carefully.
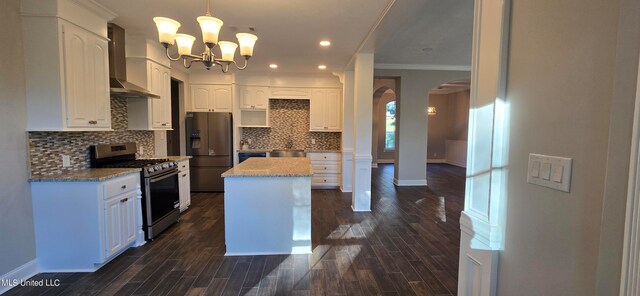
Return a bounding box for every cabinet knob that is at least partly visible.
[121,185,126,189]
[182,173,187,177]
[88,120,97,125]
[162,123,167,126]
[120,197,128,203]
[324,167,327,170]
[324,126,328,129]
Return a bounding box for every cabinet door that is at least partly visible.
[324,89,342,131]
[191,85,212,112]
[240,86,268,110]
[179,170,191,212]
[152,66,171,129]
[120,193,137,246]
[63,23,91,128]
[89,35,111,128]
[212,85,232,112]
[105,197,123,258]
[309,90,326,130]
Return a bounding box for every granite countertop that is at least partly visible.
[165,156,192,161]
[222,157,313,177]
[29,168,141,182]
[237,149,342,153]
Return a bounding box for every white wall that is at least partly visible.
[373,69,470,185]
[498,0,639,294]
[0,0,37,276]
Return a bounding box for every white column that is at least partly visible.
[341,70,355,192]
[458,0,510,295]
[351,53,374,212]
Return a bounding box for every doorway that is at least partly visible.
[167,79,181,156]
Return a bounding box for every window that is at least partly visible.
[385,101,396,151]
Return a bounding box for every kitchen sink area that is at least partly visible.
[269,150,307,157]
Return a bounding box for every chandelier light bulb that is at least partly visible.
[218,41,238,61]
[236,33,258,57]
[319,40,331,47]
[269,64,278,69]
[197,16,223,45]
[318,65,327,70]
[153,17,181,45]
[175,34,196,55]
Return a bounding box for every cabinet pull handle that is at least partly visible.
[121,185,126,189]
[324,126,328,129]
[182,174,187,177]
[88,120,97,125]
[324,167,327,170]
[162,123,167,126]
[120,198,128,203]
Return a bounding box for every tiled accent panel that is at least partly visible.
[28,98,155,177]
[241,99,341,150]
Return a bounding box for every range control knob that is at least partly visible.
[168,162,174,167]
[174,161,179,166]
[162,164,169,169]
[155,165,161,170]
[147,168,154,173]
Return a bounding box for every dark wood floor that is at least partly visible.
[6,163,465,296]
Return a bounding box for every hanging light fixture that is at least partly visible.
[427,106,437,115]
[153,0,258,72]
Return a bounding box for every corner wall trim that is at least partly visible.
[393,178,428,186]
[0,259,39,294]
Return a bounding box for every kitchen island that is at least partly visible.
[222,157,313,255]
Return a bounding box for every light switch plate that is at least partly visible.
[527,153,572,192]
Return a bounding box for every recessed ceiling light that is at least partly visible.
[318,65,327,70]
[319,40,331,47]
[269,64,278,69]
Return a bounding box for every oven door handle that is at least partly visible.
[149,170,178,182]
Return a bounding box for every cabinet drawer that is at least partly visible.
[104,174,139,199]
[178,160,190,172]
[308,153,341,161]
[312,175,340,186]
[312,164,340,174]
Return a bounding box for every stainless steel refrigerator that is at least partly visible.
[186,112,233,192]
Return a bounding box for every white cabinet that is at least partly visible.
[105,190,137,258]
[190,85,233,112]
[310,89,342,131]
[240,86,269,110]
[23,16,113,131]
[127,60,172,130]
[31,173,144,271]
[178,159,191,212]
[307,152,342,188]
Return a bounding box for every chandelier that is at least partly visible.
[153,0,258,72]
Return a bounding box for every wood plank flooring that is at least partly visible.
[5,163,465,296]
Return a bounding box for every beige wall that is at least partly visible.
[426,90,469,160]
[498,0,639,294]
[0,0,37,276]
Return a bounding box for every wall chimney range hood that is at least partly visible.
[108,23,160,99]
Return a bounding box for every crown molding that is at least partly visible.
[374,63,472,71]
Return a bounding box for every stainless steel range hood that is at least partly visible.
[108,23,160,99]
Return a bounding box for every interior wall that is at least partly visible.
[426,94,449,160]
[374,69,470,184]
[498,0,629,294]
[596,0,640,292]
[0,0,37,276]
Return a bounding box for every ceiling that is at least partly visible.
[95,0,473,74]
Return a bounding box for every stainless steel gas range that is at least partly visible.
[90,143,179,240]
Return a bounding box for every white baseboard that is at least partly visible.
[447,160,467,168]
[0,259,39,294]
[340,186,352,192]
[377,159,394,164]
[393,178,428,186]
[427,159,446,163]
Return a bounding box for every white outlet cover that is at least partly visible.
[62,155,71,167]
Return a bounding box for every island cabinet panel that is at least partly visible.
[31,173,144,271]
[178,159,191,212]
[222,157,313,255]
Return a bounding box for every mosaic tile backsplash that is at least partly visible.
[28,97,155,177]
[241,99,341,150]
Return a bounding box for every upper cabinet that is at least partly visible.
[190,85,233,113]
[126,59,172,130]
[239,86,269,110]
[310,89,342,131]
[21,0,117,131]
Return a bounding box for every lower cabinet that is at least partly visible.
[31,173,144,271]
[307,152,342,188]
[178,159,191,212]
[105,191,138,258]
